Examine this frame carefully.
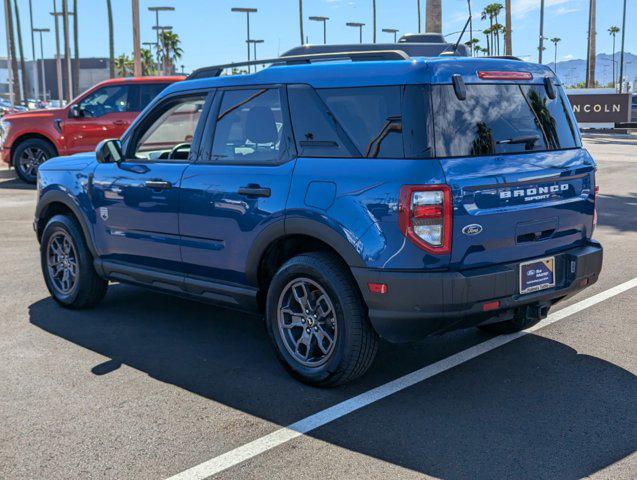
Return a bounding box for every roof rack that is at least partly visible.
[484,55,524,61]
[187,50,410,80]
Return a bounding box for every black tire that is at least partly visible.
[477,312,542,334]
[40,214,108,309]
[13,138,56,184]
[265,252,378,387]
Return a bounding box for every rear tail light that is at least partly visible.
[398,185,452,254]
[477,71,533,80]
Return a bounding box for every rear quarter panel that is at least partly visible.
[287,156,450,270]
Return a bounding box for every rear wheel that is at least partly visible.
[265,252,378,387]
[40,215,108,309]
[13,138,56,184]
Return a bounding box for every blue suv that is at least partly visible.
[35,51,603,386]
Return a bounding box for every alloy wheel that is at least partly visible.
[277,277,338,367]
[46,231,79,295]
[17,147,48,181]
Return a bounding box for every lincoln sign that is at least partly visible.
[567,93,632,123]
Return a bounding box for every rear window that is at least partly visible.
[432,84,580,158]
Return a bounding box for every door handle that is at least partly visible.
[238,185,271,198]
[145,179,172,190]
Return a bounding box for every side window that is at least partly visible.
[77,85,131,117]
[210,88,290,164]
[318,86,404,158]
[133,95,206,161]
[287,84,354,157]
[138,83,171,111]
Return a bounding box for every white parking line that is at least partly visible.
[166,277,637,480]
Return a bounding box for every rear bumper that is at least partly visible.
[352,241,603,342]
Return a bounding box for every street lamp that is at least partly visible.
[33,28,50,101]
[382,28,399,43]
[309,16,329,44]
[346,22,365,44]
[247,39,264,71]
[153,26,173,75]
[148,7,175,72]
[231,7,258,73]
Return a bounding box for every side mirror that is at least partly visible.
[68,104,83,118]
[95,139,123,164]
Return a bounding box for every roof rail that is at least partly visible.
[484,55,524,61]
[186,50,410,80]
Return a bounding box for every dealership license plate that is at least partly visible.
[519,257,556,294]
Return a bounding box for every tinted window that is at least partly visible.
[133,95,206,161]
[78,85,131,117]
[138,83,171,111]
[287,84,353,157]
[432,84,579,158]
[210,88,290,163]
[318,86,404,158]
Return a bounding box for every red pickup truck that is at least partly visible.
[0,76,184,183]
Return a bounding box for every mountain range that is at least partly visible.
[546,52,637,88]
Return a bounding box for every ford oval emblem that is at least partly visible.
[462,224,483,236]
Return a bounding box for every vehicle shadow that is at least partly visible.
[597,192,637,234]
[29,285,636,479]
[0,174,35,190]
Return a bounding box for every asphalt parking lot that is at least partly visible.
[1,133,636,480]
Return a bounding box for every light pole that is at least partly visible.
[309,16,329,44]
[50,3,64,104]
[231,7,257,74]
[3,0,14,108]
[382,28,399,43]
[132,0,141,76]
[346,22,365,44]
[152,25,173,75]
[28,0,37,99]
[148,7,174,74]
[538,0,545,63]
[618,0,627,93]
[61,0,72,101]
[247,39,264,71]
[33,28,50,101]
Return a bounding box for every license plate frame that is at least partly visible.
[519,256,556,295]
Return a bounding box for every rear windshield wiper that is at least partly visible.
[496,135,540,147]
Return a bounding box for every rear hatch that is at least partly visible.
[431,76,596,270]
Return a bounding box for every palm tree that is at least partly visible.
[550,37,561,75]
[465,38,480,57]
[158,30,183,75]
[608,26,620,86]
[72,0,79,95]
[586,0,596,87]
[504,0,512,55]
[114,54,133,77]
[425,0,442,34]
[483,28,491,56]
[493,23,504,55]
[4,0,22,103]
[140,48,156,76]
[106,0,114,78]
[12,0,30,100]
[491,4,503,55]
[481,5,496,55]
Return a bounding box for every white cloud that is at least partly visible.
[563,54,574,60]
[512,0,580,18]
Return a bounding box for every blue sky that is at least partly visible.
[1,0,633,71]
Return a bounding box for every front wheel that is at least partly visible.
[13,138,56,184]
[265,252,378,387]
[40,215,108,309]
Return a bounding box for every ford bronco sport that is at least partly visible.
[34,50,603,386]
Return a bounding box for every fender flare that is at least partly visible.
[35,189,98,258]
[244,216,365,286]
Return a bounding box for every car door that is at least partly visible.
[64,84,134,154]
[90,91,210,275]
[179,86,296,286]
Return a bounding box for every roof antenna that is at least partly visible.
[440,16,471,56]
